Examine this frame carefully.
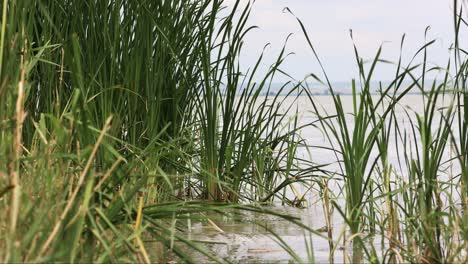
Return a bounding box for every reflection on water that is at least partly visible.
[182,204,346,263]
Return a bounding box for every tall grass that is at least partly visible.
[1,0,467,263]
[0,0,304,262]
[291,1,467,262]
[453,0,468,253]
[297,19,411,262]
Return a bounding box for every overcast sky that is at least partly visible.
[225,0,457,82]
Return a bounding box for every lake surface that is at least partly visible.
[185,94,462,263]
[184,204,347,263]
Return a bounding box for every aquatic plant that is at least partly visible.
[0,0,303,262]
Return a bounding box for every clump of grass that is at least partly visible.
[287,1,467,262]
[0,0,304,262]
[296,19,410,261]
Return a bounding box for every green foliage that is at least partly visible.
[0,0,302,262]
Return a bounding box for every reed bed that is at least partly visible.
[0,0,466,263]
[0,0,305,262]
[295,1,467,262]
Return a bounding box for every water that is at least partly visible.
[183,204,346,263]
[181,94,462,263]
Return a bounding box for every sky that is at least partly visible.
[225,0,457,82]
